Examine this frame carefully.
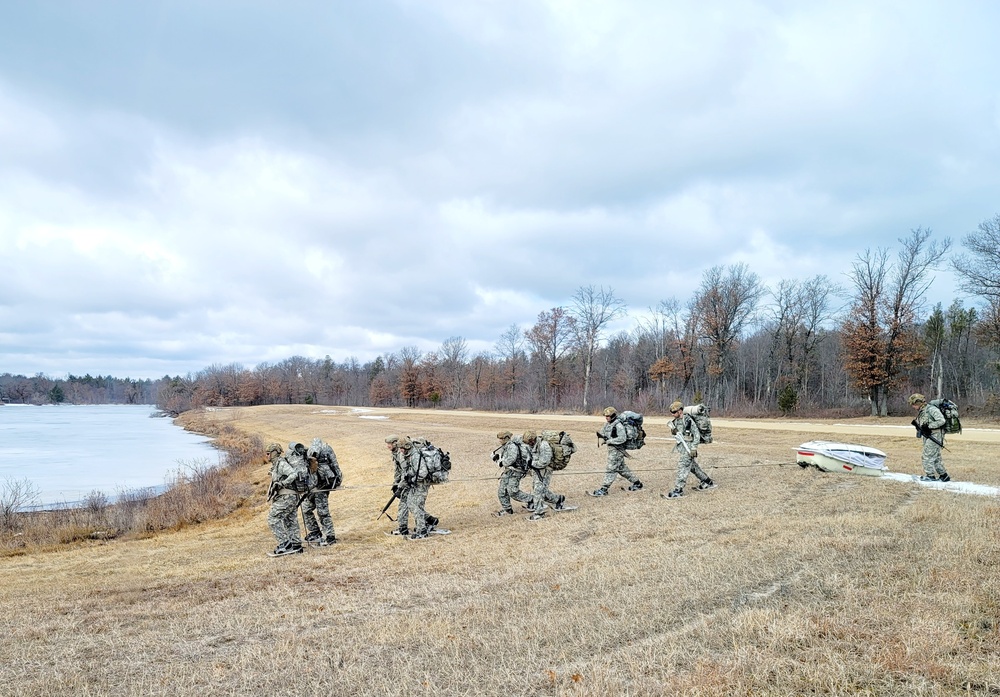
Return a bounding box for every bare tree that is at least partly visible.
[1,477,40,532]
[525,308,577,408]
[439,336,469,406]
[842,228,950,415]
[952,213,1000,300]
[694,264,765,404]
[570,285,627,413]
[495,324,527,401]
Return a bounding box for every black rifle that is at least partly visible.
[596,431,606,448]
[377,488,400,522]
[913,419,950,451]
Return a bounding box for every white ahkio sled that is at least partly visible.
[795,440,889,477]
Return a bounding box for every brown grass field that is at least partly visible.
[1,405,998,696]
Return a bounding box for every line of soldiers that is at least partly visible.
[265,398,948,556]
[265,438,343,556]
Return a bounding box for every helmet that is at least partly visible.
[291,442,306,453]
[384,434,400,445]
[603,407,617,418]
[497,430,513,440]
[908,393,926,405]
[669,401,683,413]
[266,443,283,455]
[522,430,536,443]
[398,436,413,450]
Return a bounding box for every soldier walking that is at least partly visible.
[384,435,439,537]
[265,443,305,557]
[494,430,532,516]
[590,407,642,496]
[663,401,715,499]
[909,393,951,482]
[523,430,569,520]
[301,437,342,546]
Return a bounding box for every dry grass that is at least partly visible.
[0,405,998,696]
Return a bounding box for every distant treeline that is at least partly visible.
[0,373,163,406]
[6,226,1000,419]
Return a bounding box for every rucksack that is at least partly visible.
[617,412,646,450]
[682,404,713,443]
[413,438,452,484]
[928,398,962,434]
[284,453,312,493]
[540,430,576,470]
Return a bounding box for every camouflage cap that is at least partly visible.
[603,407,617,417]
[908,393,926,405]
[266,442,283,455]
[669,400,684,413]
[497,430,513,440]
[522,430,536,443]
[384,434,400,444]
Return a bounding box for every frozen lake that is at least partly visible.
[0,404,217,507]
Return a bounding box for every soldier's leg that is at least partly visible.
[275,493,302,547]
[531,469,547,512]
[675,453,695,491]
[410,483,430,534]
[689,458,710,483]
[921,439,939,478]
[498,469,514,510]
[926,438,947,477]
[300,494,322,539]
[395,485,411,533]
[600,450,624,489]
[617,459,640,485]
[541,468,561,504]
[510,470,532,504]
[267,499,289,546]
[314,491,335,540]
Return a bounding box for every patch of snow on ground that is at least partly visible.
[358,415,389,420]
[313,410,339,414]
[882,472,1000,497]
[351,408,373,413]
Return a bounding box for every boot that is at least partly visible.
[695,478,716,491]
[662,488,683,499]
[627,480,643,491]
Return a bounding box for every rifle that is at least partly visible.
[596,431,606,448]
[376,488,400,522]
[912,419,951,451]
[673,433,697,458]
[266,481,278,502]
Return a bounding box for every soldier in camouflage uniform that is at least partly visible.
[523,430,568,520]
[591,407,642,496]
[909,393,951,482]
[663,401,715,498]
[494,430,532,516]
[266,442,305,556]
[385,435,439,536]
[397,436,434,540]
[301,437,342,546]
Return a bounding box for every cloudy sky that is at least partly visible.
[1,1,998,380]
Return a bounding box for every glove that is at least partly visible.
[689,448,698,458]
[920,424,932,438]
[596,431,605,440]
[492,452,500,463]
[391,484,399,495]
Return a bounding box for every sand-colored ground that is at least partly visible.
[1,405,997,696]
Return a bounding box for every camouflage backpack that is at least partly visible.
[411,437,452,484]
[682,404,714,443]
[540,430,576,470]
[617,412,646,450]
[928,398,962,434]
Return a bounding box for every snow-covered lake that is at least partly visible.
[0,404,216,507]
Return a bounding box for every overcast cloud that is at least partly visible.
[1,1,998,379]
